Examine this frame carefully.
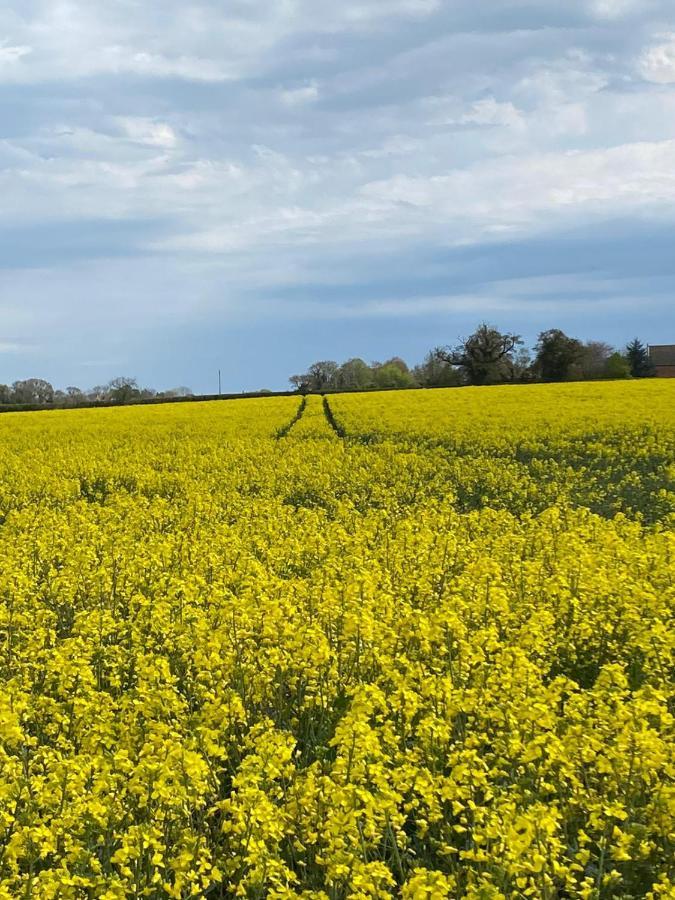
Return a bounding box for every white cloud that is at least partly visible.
[139,138,675,261]
[280,83,319,107]
[1,1,674,323]
[424,95,523,129]
[357,136,421,159]
[2,0,675,264]
[339,0,440,24]
[0,44,31,65]
[116,50,230,82]
[640,33,675,84]
[0,0,445,86]
[359,139,675,235]
[461,98,522,127]
[591,0,642,19]
[116,118,178,149]
[0,341,32,353]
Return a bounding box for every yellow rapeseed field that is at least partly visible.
[0,383,673,899]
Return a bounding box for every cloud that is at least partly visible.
[116,118,178,148]
[0,44,31,65]
[338,0,441,24]
[147,138,675,260]
[0,0,675,389]
[111,50,231,82]
[640,33,675,84]
[361,139,675,219]
[0,341,33,353]
[280,83,320,107]
[0,0,445,87]
[439,97,525,128]
[590,0,642,19]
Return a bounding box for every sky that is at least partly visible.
[1,0,675,392]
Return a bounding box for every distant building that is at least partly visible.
[649,344,675,378]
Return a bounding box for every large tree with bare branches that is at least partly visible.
[435,323,523,386]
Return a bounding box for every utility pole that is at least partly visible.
[218,369,221,396]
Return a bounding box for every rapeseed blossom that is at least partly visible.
[0,385,673,898]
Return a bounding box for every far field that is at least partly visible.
[0,381,673,899]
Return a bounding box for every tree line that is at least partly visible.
[0,329,656,409]
[289,327,656,392]
[0,377,193,408]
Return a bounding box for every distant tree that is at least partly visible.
[309,361,339,391]
[164,386,193,398]
[66,386,85,404]
[373,361,416,389]
[289,361,339,392]
[336,358,373,391]
[438,323,523,385]
[413,350,461,387]
[578,341,613,380]
[604,352,631,379]
[289,374,311,393]
[12,378,55,405]
[625,338,655,378]
[0,384,11,404]
[534,329,583,382]
[382,356,409,373]
[508,347,534,383]
[88,385,108,402]
[106,377,141,404]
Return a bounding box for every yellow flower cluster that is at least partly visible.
[331,381,675,524]
[0,384,673,899]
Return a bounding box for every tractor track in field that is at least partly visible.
[276,395,350,441]
[321,395,347,439]
[275,396,307,439]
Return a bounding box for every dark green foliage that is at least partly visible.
[442,323,523,386]
[604,352,631,380]
[625,339,656,378]
[534,329,584,382]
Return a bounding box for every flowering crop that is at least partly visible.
[0,385,673,899]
